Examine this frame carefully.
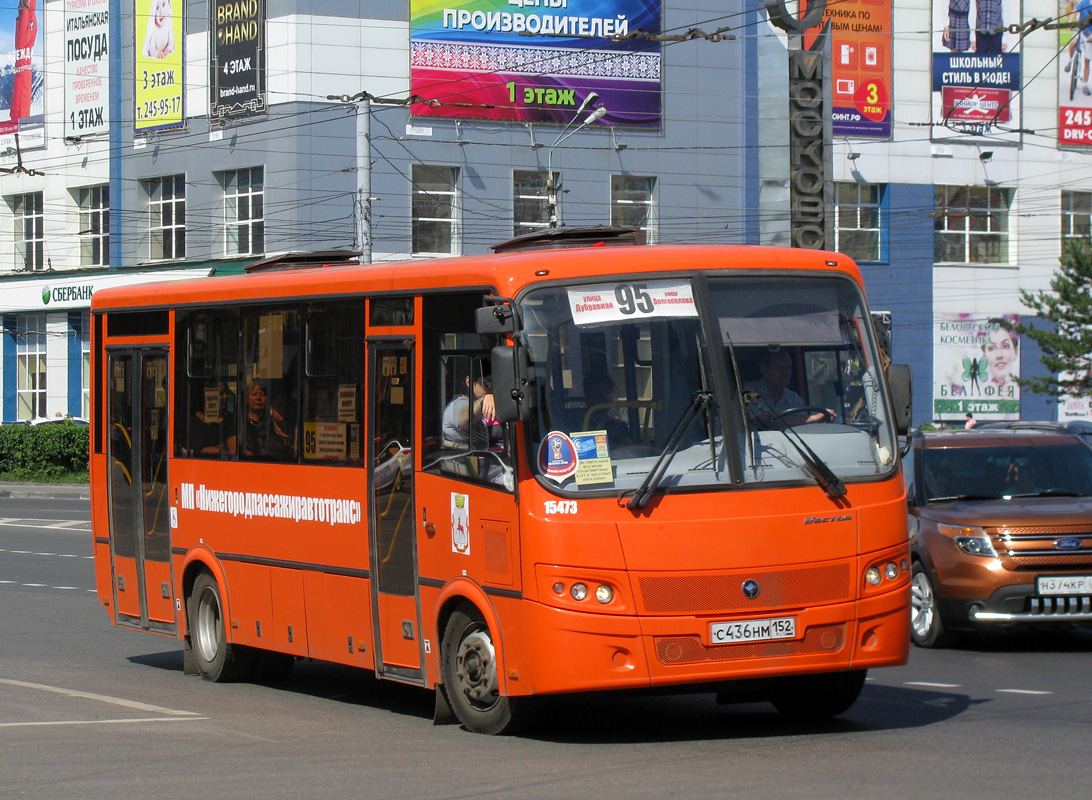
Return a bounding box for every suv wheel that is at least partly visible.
[911,561,951,648]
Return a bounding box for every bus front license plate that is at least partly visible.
[710,616,796,645]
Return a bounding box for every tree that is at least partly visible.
[1015,241,1092,398]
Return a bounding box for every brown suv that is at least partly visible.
[905,424,1092,646]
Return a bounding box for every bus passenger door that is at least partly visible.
[106,348,176,634]
[368,342,423,682]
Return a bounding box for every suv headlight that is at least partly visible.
[937,524,997,557]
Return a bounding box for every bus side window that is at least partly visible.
[422,293,513,490]
[239,307,300,463]
[302,301,365,465]
[175,310,239,459]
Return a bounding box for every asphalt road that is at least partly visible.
[3,490,1092,799]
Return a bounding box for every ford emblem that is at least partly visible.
[1055,538,1083,550]
[742,579,761,599]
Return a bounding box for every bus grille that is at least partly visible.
[654,624,846,665]
[637,563,852,614]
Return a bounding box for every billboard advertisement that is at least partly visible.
[934,314,1021,421]
[210,0,266,122]
[64,0,110,139]
[0,0,45,150]
[135,0,184,132]
[804,0,894,139]
[409,0,662,127]
[931,0,1022,142]
[1059,0,1092,145]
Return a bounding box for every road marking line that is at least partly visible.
[53,586,80,590]
[997,689,1053,695]
[0,717,209,729]
[0,679,202,716]
[21,583,46,587]
[905,681,962,688]
[53,520,89,529]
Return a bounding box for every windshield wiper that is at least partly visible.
[1005,489,1086,498]
[627,391,714,510]
[743,391,846,501]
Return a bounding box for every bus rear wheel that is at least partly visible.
[441,608,521,734]
[770,669,867,721]
[189,571,254,682]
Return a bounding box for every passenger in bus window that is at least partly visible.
[190,381,235,457]
[230,380,292,459]
[442,373,499,448]
[744,350,828,426]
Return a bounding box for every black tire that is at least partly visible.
[188,572,254,682]
[440,608,522,734]
[770,670,867,721]
[910,561,951,648]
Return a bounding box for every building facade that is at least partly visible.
[0,0,1089,425]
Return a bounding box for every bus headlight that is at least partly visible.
[595,585,613,604]
[571,583,588,601]
[865,567,882,586]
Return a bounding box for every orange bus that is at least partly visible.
[90,238,913,734]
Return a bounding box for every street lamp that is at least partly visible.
[547,95,607,228]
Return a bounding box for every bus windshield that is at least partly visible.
[520,273,898,496]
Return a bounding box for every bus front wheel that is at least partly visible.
[440,608,521,734]
[770,669,867,721]
[188,571,254,682]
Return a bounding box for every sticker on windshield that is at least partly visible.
[568,281,698,326]
[539,431,579,483]
[572,430,613,486]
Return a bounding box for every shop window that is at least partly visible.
[16,315,46,421]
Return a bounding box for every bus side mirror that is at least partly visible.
[476,305,514,334]
[887,363,912,436]
[491,344,530,422]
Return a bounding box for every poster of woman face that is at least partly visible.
[934,314,1020,421]
[0,0,45,148]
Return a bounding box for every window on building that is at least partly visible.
[146,175,186,260]
[220,167,264,255]
[513,170,556,236]
[835,182,884,262]
[17,315,46,421]
[76,185,109,267]
[935,185,1011,264]
[611,175,656,242]
[81,312,92,419]
[13,192,44,272]
[1062,190,1091,242]
[412,165,458,255]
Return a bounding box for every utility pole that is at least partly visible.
[355,97,372,264]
